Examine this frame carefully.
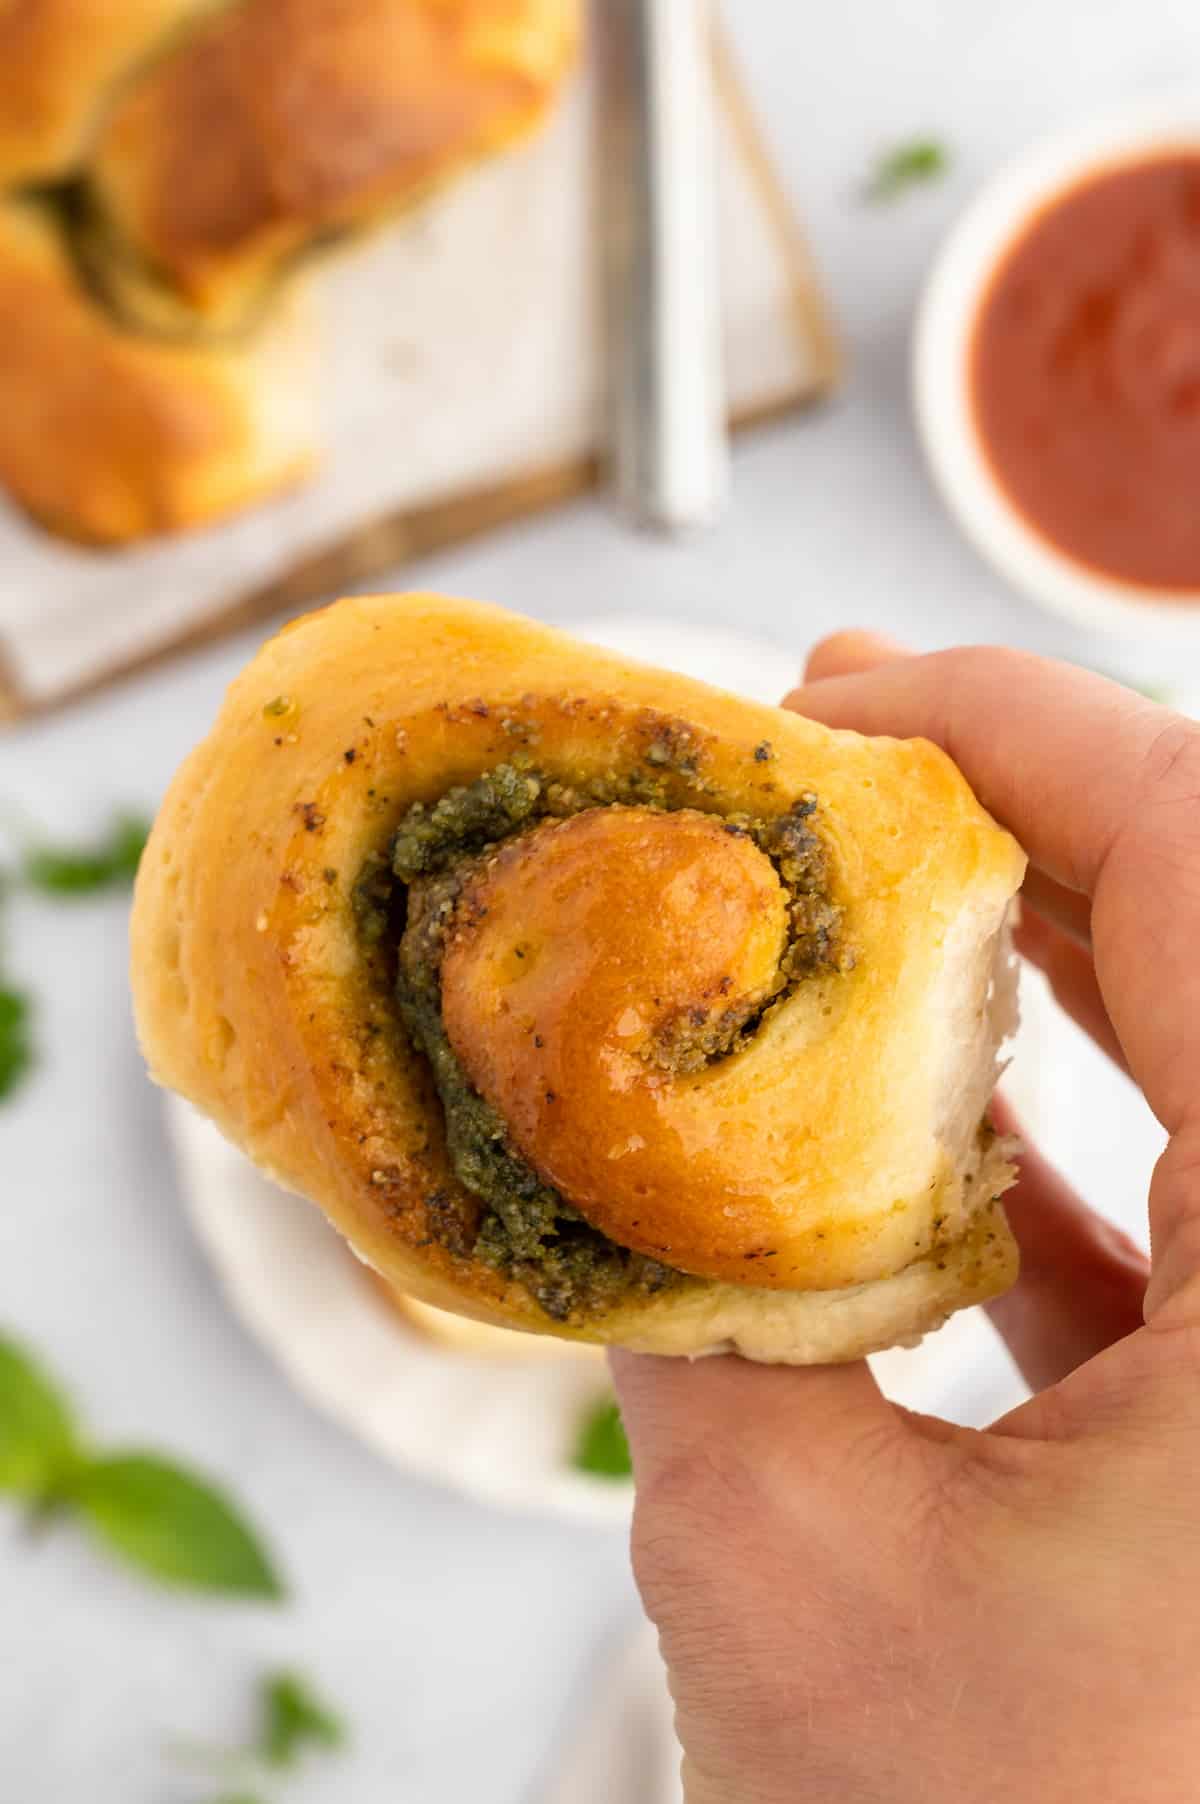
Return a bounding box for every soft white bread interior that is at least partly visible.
[608,923,1019,1364]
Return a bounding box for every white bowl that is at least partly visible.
[914,100,1200,644]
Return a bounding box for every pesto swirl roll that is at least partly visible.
[131,594,1026,1362]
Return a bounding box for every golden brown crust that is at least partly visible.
[374,1271,603,1359]
[0,0,199,184]
[130,594,1026,1362]
[442,807,800,1284]
[0,200,316,543]
[88,0,580,323]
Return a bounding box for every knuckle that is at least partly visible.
[633,1439,762,1555]
[1146,1225,1200,1336]
[1133,717,1200,837]
[629,1441,768,1616]
[932,643,1032,687]
[1106,715,1200,902]
[922,645,1036,759]
[1135,715,1200,820]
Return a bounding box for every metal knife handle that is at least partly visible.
[600,0,728,531]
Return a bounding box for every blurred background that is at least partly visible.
[0,0,1187,1797]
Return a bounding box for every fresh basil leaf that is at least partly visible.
[24,812,151,896]
[100,813,151,882]
[169,1672,345,1791]
[0,1334,81,1496]
[211,1794,269,1804]
[260,1670,346,1768]
[75,1454,284,1598]
[864,138,949,204]
[573,1398,633,1481]
[0,988,34,1100]
[24,848,111,894]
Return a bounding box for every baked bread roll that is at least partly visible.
[0,0,577,537]
[0,0,198,185]
[131,594,1026,1363]
[83,0,580,328]
[380,1280,602,1360]
[0,201,316,544]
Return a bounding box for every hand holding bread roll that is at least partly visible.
[609,640,1194,1804]
[131,595,1025,1362]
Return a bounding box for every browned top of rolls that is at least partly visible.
[87,0,579,322]
[0,0,196,184]
[0,200,316,543]
[0,1,577,539]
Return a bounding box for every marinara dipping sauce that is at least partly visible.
[972,152,1200,594]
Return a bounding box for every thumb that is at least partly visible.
[609,1348,894,1501]
[607,1351,931,1804]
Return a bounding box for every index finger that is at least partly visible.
[785,645,1200,1140]
[785,645,1179,898]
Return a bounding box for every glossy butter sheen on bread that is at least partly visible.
[131,596,1026,1363]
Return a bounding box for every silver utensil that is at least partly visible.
[599,0,729,531]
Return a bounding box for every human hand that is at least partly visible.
[610,635,1200,1804]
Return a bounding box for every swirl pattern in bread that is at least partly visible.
[131,594,1026,1362]
[0,199,316,543]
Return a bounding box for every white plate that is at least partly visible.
[166,617,1037,1523]
[914,99,1200,644]
[166,1097,634,1525]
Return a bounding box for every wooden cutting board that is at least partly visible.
[0,32,838,725]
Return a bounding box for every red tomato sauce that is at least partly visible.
[972,152,1200,593]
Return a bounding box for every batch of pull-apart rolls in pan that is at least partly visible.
[131,594,1028,1365]
[0,0,578,543]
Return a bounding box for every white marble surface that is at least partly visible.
[0,3,1184,1796]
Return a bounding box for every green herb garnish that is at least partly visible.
[0,1330,283,1598]
[0,987,33,1100]
[864,138,949,204]
[260,1671,346,1767]
[0,1335,82,1497]
[171,1669,346,1797]
[23,811,150,895]
[573,1397,633,1481]
[75,1455,282,1598]
[0,803,152,1110]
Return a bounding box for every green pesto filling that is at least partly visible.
[356,761,844,1324]
[392,857,681,1321]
